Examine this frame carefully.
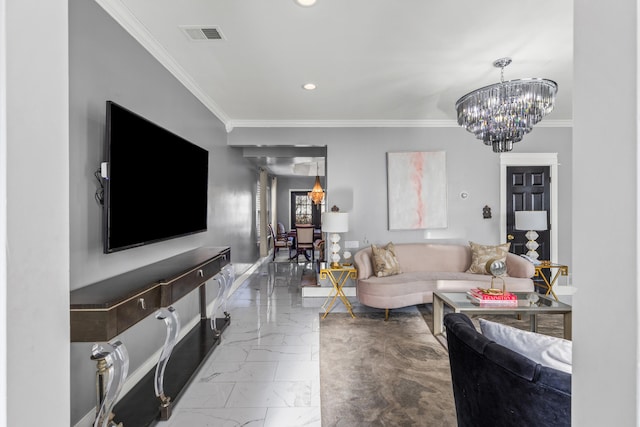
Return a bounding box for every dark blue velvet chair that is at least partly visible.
[443,313,571,427]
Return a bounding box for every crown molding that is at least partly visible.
[228,119,457,130]
[227,119,572,132]
[537,120,573,128]
[95,0,231,127]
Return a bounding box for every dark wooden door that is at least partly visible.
[506,166,551,261]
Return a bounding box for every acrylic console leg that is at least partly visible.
[210,272,225,334]
[221,264,234,319]
[91,340,129,427]
[154,306,180,420]
[210,264,234,334]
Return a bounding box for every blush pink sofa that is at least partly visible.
[354,243,535,319]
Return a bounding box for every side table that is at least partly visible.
[320,266,357,319]
[534,262,569,301]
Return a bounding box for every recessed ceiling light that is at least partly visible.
[302,83,317,90]
[295,0,317,7]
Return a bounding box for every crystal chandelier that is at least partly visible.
[307,162,324,205]
[455,58,558,153]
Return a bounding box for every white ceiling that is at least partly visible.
[97,0,573,174]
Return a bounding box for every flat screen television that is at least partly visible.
[103,101,209,253]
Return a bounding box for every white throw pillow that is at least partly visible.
[479,318,572,374]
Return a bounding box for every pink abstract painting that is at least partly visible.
[387,151,447,230]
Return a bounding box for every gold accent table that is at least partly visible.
[320,266,357,319]
[534,262,569,301]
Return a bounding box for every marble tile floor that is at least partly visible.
[153,257,369,427]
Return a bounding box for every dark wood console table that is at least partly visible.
[70,246,230,341]
[70,247,231,426]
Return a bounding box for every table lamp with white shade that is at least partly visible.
[321,210,349,268]
[514,210,548,260]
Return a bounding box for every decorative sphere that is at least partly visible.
[485,259,507,277]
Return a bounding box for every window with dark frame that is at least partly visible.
[290,191,324,228]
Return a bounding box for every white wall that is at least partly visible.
[573,2,638,425]
[229,126,572,261]
[4,0,70,426]
[0,2,7,425]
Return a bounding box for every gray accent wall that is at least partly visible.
[69,1,259,423]
[229,126,572,263]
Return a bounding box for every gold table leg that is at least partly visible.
[321,269,356,319]
[535,265,569,301]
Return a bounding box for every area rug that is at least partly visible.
[300,266,317,287]
[319,308,457,426]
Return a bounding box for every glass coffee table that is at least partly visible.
[432,291,572,348]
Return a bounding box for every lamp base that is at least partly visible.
[525,250,540,260]
[525,230,541,260]
[329,233,342,269]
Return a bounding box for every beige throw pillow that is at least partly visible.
[466,241,511,274]
[371,243,402,277]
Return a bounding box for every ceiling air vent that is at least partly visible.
[180,26,225,41]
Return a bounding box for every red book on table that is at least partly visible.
[469,288,517,301]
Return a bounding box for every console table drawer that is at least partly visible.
[167,253,229,303]
[70,310,117,342]
[116,286,162,335]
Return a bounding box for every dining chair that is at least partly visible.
[268,223,293,261]
[277,222,287,238]
[293,225,315,262]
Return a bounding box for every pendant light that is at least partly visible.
[307,162,324,205]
